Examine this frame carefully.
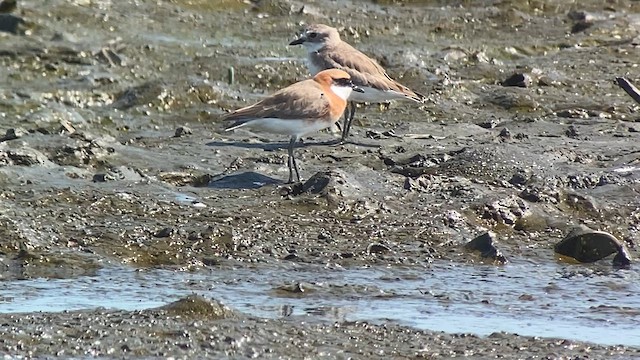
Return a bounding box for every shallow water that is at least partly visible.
[2,259,638,346]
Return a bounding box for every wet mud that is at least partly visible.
[1,0,640,357]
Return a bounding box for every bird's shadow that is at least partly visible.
[206,138,379,150]
[207,171,284,189]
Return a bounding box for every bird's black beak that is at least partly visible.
[289,37,305,46]
[352,85,364,93]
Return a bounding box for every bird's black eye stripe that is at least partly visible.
[334,77,353,87]
[308,32,318,39]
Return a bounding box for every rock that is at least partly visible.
[159,171,213,187]
[275,282,311,295]
[465,231,507,264]
[556,109,589,119]
[92,173,110,182]
[555,225,631,266]
[519,185,560,203]
[154,227,175,238]
[482,195,530,225]
[25,105,88,133]
[0,128,28,142]
[502,73,532,88]
[367,243,391,254]
[443,209,466,228]
[0,13,25,35]
[174,126,193,138]
[154,295,236,319]
[571,20,593,33]
[477,118,501,129]
[112,81,165,110]
[298,169,361,203]
[484,90,538,110]
[565,125,579,138]
[382,153,440,178]
[0,146,51,166]
[508,169,531,186]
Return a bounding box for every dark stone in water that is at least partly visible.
[465,231,508,264]
[555,225,631,267]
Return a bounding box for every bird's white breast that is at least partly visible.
[330,85,353,102]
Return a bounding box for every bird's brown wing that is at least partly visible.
[314,43,425,102]
[222,80,332,129]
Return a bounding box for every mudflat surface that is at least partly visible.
[1,0,640,358]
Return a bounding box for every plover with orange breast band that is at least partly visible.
[222,69,363,183]
[289,24,425,142]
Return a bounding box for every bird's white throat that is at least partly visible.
[330,84,353,101]
[304,41,325,53]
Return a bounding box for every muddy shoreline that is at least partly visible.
[1,0,639,357]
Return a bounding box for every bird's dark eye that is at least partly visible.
[335,78,352,86]
[308,32,318,39]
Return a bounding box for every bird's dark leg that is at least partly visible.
[341,101,357,142]
[287,136,300,183]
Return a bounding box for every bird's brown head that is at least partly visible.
[289,24,341,51]
[314,69,364,101]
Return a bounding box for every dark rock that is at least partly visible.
[365,130,383,140]
[508,169,531,186]
[367,243,390,254]
[499,128,511,139]
[92,173,109,182]
[382,153,439,178]
[502,73,532,88]
[477,118,501,129]
[565,125,579,138]
[298,169,361,203]
[555,225,630,266]
[0,147,51,166]
[0,128,27,142]
[0,13,25,34]
[465,231,507,264]
[571,20,593,33]
[567,10,589,21]
[154,227,175,238]
[282,253,300,261]
[174,126,193,137]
